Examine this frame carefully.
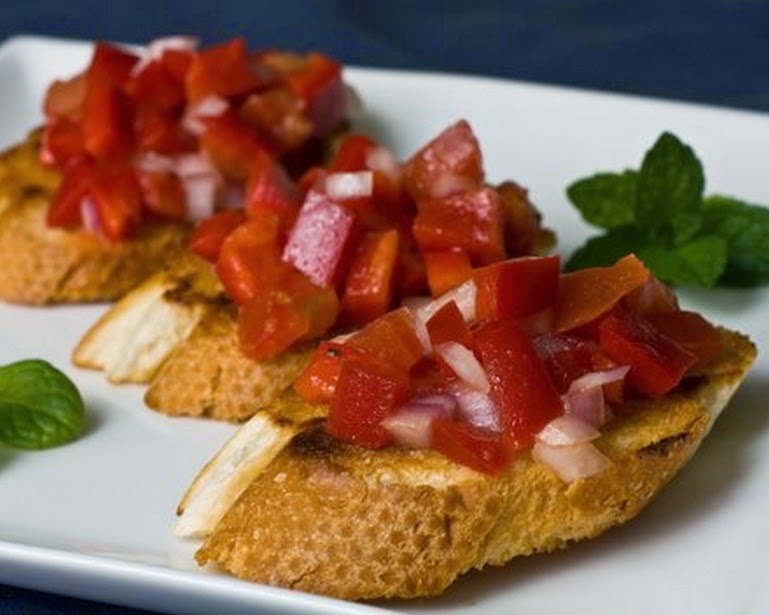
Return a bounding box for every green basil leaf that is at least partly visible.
[0,359,85,450]
[636,132,704,228]
[566,170,638,229]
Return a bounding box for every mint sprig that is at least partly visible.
[565,132,769,287]
[0,359,86,450]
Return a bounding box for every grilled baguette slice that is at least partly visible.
[193,326,755,601]
[0,131,189,304]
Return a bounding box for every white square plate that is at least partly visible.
[1,35,768,615]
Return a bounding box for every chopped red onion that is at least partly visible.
[365,146,401,183]
[449,381,501,433]
[531,441,611,483]
[435,342,490,393]
[325,171,374,201]
[536,415,600,446]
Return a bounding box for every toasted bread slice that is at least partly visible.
[72,252,224,382]
[144,308,314,421]
[192,327,755,600]
[0,131,190,305]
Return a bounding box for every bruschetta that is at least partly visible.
[175,253,756,600]
[0,36,351,304]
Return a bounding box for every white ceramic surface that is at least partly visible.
[0,34,768,615]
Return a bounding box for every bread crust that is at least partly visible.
[0,132,190,304]
[195,327,756,600]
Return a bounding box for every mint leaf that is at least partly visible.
[636,132,704,229]
[638,236,726,287]
[702,195,769,286]
[565,226,645,272]
[0,360,85,450]
[567,171,638,229]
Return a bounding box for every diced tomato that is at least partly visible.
[325,353,410,448]
[185,37,263,102]
[282,190,359,288]
[425,300,473,349]
[403,120,484,199]
[424,249,473,297]
[138,170,187,220]
[328,134,377,173]
[215,216,283,304]
[239,88,313,153]
[46,158,94,228]
[281,52,345,137]
[238,276,339,360]
[189,210,246,261]
[244,161,301,227]
[342,229,400,326]
[413,186,506,265]
[645,310,724,370]
[40,118,85,167]
[474,318,564,448]
[199,111,273,181]
[294,341,371,403]
[89,162,143,240]
[598,312,697,397]
[431,420,512,474]
[555,254,651,333]
[347,307,424,373]
[474,255,560,322]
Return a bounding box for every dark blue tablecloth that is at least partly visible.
[1,1,767,613]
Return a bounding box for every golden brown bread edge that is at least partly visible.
[0,131,190,304]
[194,327,756,601]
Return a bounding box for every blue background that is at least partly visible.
[1,0,767,613]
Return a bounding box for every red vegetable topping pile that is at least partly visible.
[190,119,545,360]
[41,36,349,241]
[294,254,724,478]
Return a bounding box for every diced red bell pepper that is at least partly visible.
[413,186,506,265]
[199,111,274,181]
[87,42,139,85]
[185,37,263,102]
[215,216,283,304]
[396,236,428,297]
[474,255,561,322]
[281,52,345,138]
[325,353,410,448]
[431,420,512,475]
[89,162,143,240]
[328,134,377,173]
[424,249,473,297]
[82,83,134,159]
[294,341,371,403]
[133,105,193,155]
[239,88,313,153]
[496,181,542,257]
[282,190,359,288]
[43,73,86,120]
[346,307,424,374]
[125,59,187,111]
[40,118,85,167]
[555,254,651,333]
[342,229,400,326]
[238,275,339,360]
[474,318,564,448]
[157,48,194,84]
[644,310,724,370]
[425,299,473,349]
[138,170,187,220]
[403,120,484,200]
[532,333,599,394]
[46,157,94,228]
[244,161,301,228]
[598,312,697,397]
[189,210,246,262]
